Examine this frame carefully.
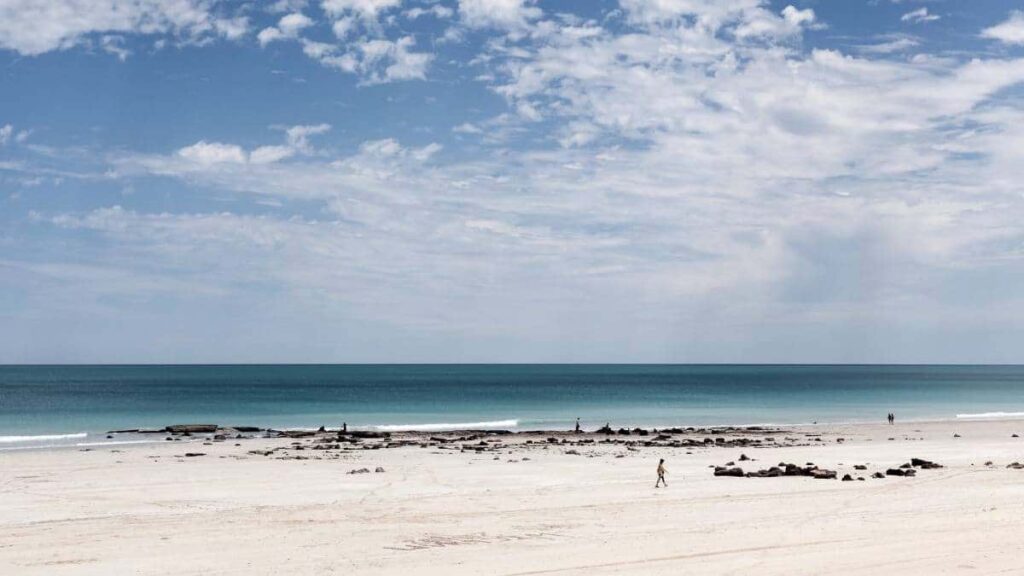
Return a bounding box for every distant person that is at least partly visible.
[891,413,895,425]
[575,418,581,433]
[655,459,667,488]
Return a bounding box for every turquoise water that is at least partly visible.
[2,365,1024,447]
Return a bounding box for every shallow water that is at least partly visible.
[2,364,1024,448]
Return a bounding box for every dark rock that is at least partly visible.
[886,468,907,476]
[854,464,867,470]
[184,452,205,457]
[375,467,385,473]
[739,454,750,461]
[166,424,218,434]
[911,458,942,469]
[1007,462,1024,470]
[714,466,745,477]
[810,469,837,480]
[841,474,854,482]
[348,468,371,474]
[872,472,885,479]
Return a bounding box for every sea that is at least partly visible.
[2,364,1024,450]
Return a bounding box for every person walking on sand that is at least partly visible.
[575,417,581,433]
[655,459,667,488]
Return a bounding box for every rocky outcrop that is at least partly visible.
[166,424,218,434]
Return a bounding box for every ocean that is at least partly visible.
[2,364,1024,450]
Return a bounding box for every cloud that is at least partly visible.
[0,0,247,56]
[0,124,12,145]
[982,11,1024,45]
[901,8,939,24]
[856,36,920,54]
[458,0,542,31]
[321,0,402,20]
[320,36,432,84]
[174,124,331,165]
[405,5,453,20]
[177,141,247,164]
[258,12,314,45]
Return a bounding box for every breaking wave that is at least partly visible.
[0,432,88,444]
[956,411,1024,420]
[373,419,519,432]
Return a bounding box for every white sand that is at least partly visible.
[3,419,1024,575]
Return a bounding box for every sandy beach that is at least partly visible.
[3,419,1024,575]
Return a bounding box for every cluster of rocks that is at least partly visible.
[715,461,838,479]
[713,457,944,481]
[347,467,386,474]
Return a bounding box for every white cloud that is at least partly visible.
[982,11,1024,45]
[901,8,939,24]
[321,36,432,84]
[856,37,919,54]
[0,0,247,56]
[177,141,248,164]
[285,123,331,152]
[321,0,402,20]
[175,124,331,165]
[0,124,12,145]
[405,5,453,20]
[258,12,314,45]
[458,0,542,31]
[452,122,483,134]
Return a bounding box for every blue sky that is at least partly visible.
[2,0,1024,363]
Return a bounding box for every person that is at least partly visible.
[891,413,895,425]
[655,459,667,488]
[575,417,581,433]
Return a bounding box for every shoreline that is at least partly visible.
[6,411,1024,453]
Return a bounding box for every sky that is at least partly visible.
[2,0,1024,364]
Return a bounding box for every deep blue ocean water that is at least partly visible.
[2,365,1024,448]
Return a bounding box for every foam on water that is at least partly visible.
[956,411,1024,420]
[0,432,88,444]
[373,419,519,432]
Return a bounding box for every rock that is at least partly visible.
[374,467,385,473]
[565,449,580,455]
[184,452,205,457]
[854,464,867,470]
[714,466,745,477]
[810,469,837,480]
[166,424,218,434]
[1013,434,1020,438]
[1007,462,1024,470]
[886,468,907,476]
[739,454,750,461]
[872,472,885,479]
[348,468,371,474]
[911,458,942,469]
[841,474,854,482]
[106,435,113,439]
[903,469,916,476]
[343,431,389,439]
[953,433,961,438]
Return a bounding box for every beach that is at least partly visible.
[3,418,1024,575]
